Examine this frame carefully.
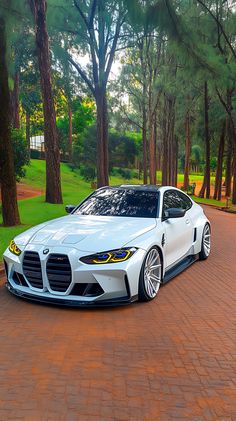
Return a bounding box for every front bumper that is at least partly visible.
[3,244,145,307]
[5,282,137,307]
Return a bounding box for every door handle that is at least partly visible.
[185,219,190,225]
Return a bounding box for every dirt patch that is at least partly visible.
[16,183,43,200]
[177,179,227,200]
[0,183,43,202]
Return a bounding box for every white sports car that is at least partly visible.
[3,185,211,306]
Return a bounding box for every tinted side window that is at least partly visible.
[163,191,177,211]
[163,190,192,212]
[177,191,192,210]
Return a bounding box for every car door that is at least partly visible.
[162,190,194,268]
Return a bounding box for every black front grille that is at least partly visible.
[23,251,43,289]
[46,254,72,292]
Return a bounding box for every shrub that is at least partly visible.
[30,149,40,159]
[80,165,96,182]
[111,167,139,180]
[12,128,30,181]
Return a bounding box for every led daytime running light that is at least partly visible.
[9,240,22,256]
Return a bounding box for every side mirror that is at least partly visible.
[163,208,186,220]
[65,205,76,214]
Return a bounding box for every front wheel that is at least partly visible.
[138,247,162,302]
[199,223,211,260]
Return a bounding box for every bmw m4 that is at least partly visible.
[3,185,211,306]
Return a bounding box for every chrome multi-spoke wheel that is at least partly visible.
[203,224,211,256]
[199,223,211,260]
[139,247,162,301]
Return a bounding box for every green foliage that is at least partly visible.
[72,124,96,168]
[72,99,95,134]
[111,167,139,180]
[57,98,95,157]
[72,125,141,173]
[80,165,96,182]
[109,130,139,169]
[20,67,41,114]
[210,157,217,172]
[11,129,30,181]
[191,145,202,165]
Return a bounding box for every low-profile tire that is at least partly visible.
[199,223,211,260]
[138,247,162,302]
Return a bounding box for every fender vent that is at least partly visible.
[161,234,165,247]
[193,228,197,242]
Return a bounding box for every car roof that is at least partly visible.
[95,185,193,199]
[97,184,160,192]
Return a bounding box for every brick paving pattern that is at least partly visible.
[0,206,236,420]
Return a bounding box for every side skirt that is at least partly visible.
[163,254,199,284]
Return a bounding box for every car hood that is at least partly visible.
[15,215,157,253]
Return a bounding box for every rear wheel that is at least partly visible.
[199,223,211,260]
[138,247,162,302]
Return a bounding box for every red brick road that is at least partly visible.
[0,206,236,420]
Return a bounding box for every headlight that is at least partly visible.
[80,247,137,264]
[9,240,22,256]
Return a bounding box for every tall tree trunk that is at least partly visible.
[154,114,158,181]
[162,95,168,185]
[141,77,148,184]
[225,132,232,198]
[162,94,176,186]
[213,121,225,200]
[231,125,236,204]
[142,106,148,184]
[162,94,169,186]
[156,143,161,171]
[95,88,109,187]
[216,91,236,200]
[149,115,156,185]
[0,17,20,226]
[26,111,30,151]
[173,135,178,187]
[68,104,72,162]
[183,112,190,190]
[199,82,211,198]
[11,71,20,129]
[31,0,62,203]
[232,157,236,205]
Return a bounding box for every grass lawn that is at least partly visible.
[191,196,225,207]
[0,159,223,260]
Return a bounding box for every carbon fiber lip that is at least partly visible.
[6,282,138,308]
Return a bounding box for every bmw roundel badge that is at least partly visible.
[43,249,49,255]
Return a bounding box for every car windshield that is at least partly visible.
[74,188,159,218]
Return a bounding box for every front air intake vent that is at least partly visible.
[46,254,72,292]
[23,251,43,289]
[12,271,28,287]
[70,283,104,297]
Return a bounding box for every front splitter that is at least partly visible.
[6,282,138,308]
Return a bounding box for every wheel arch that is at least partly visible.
[144,244,165,282]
